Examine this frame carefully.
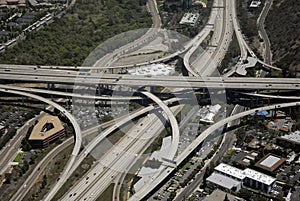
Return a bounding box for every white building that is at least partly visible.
[200,104,221,123]
[249,1,261,8]
[280,130,300,145]
[214,163,246,181]
[207,172,242,192]
[128,63,175,76]
[179,13,200,26]
[207,163,276,193]
[243,168,276,192]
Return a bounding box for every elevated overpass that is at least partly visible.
[130,101,300,200]
[42,93,182,201]
[0,87,82,201]
[231,0,281,72]
[0,84,142,101]
[0,70,299,90]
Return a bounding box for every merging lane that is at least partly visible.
[0,88,82,201]
[130,101,300,200]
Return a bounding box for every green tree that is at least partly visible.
[41,175,47,189]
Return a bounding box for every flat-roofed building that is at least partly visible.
[29,115,65,148]
[249,1,261,8]
[204,189,245,201]
[179,12,200,26]
[200,104,221,123]
[243,168,276,192]
[214,163,246,181]
[206,172,242,192]
[255,153,285,172]
[279,130,300,145]
[208,163,276,193]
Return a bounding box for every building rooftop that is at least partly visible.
[215,163,276,185]
[244,168,276,185]
[260,155,280,168]
[128,64,174,76]
[179,12,200,26]
[204,189,245,201]
[207,173,242,190]
[200,104,221,123]
[280,130,300,144]
[255,153,286,172]
[214,163,246,180]
[251,110,268,116]
[29,115,64,140]
[249,1,261,8]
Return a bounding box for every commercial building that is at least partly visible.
[29,115,65,148]
[278,130,300,145]
[243,168,276,192]
[207,172,242,192]
[206,163,276,193]
[179,13,200,26]
[214,163,246,181]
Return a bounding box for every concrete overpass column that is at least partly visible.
[97,84,102,95]
[47,83,55,90]
[202,88,207,99]
[150,86,155,93]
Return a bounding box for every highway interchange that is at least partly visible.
[0,68,299,89]
[0,0,299,201]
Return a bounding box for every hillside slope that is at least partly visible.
[265,0,300,76]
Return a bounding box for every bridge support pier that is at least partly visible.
[202,88,207,99]
[47,83,55,90]
[97,84,103,95]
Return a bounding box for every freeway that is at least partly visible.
[93,0,161,68]
[11,103,169,201]
[10,136,74,201]
[60,103,182,201]
[0,84,142,101]
[59,91,180,200]
[44,2,166,198]
[129,101,300,200]
[186,0,234,77]
[174,105,244,201]
[0,88,82,201]
[231,0,281,72]
[183,0,221,76]
[242,92,300,100]
[0,113,47,174]
[64,111,163,201]
[44,96,181,201]
[141,91,179,160]
[0,69,300,89]
[257,0,273,65]
[231,0,248,62]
